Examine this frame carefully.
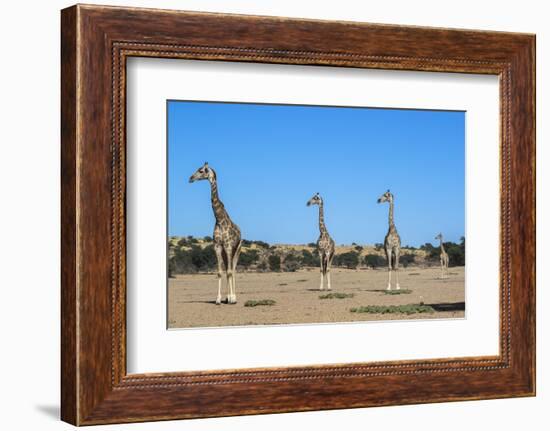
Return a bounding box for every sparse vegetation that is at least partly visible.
[400,253,416,268]
[268,255,281,272]
[421,237,465,266]
[238,249,260,268]
[283,252,301,272]
[168,236,464,275]
[241,239,270,249]
[319,292,354,299]
[350,304,435,314]
[244,299,276,307]
[364,254,386,268]
[383,289,412,295]
[333,251,360,269]
[301,249,320,267]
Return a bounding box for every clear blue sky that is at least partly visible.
[168,101,465,247]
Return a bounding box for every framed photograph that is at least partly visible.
[61,4,535,425]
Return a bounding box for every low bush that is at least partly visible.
[350,304,435,315]
[244,299,276,307]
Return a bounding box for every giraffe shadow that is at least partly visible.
[179,300,220,305]
[426,302,465,312]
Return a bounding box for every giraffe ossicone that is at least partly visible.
[189,162,242,305]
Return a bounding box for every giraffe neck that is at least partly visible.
[388,199,395,228]
[209,174,229,223]
[439,238,446,254]
[318,202,328,235]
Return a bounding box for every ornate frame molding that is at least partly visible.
[61,5,534,425]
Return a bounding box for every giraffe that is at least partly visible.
[377,190,402,290]
[435,233,449,279]
[307,193,336,290]
[189,162,242,304]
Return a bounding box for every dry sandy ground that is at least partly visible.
[168,267,465,329]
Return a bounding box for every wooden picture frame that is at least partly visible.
[61,4,535,425]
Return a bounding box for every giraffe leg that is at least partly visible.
[327,253,334,291]
[395,271,400,289]
[214,244,225,305]
[394,248,401,290]
[226,265,233,304]
[319,256,325,291]
[385,246,392,290]
[224,246,235,304]
[230,241,242,303]
[226,270,235,304]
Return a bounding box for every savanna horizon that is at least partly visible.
[168,234,465,275]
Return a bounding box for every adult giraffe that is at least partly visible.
[435,232,449,279]
[377,190,402,291]
[307,193,335,291]
[189,162,242,304]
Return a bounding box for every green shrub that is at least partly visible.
[400,253,415,268]
[268,255,281,272]
[319,292,354,299]
[189,244,216,270]
[421,237,465,266]
[244,299,276,307]
[169,247,196,274]
[350,304,435,314]
[241,239,270,248]
[383,289,412,295]
[333,251,359,269]
[238,249,259,268]
[301,249,320,267]
[364,254,386,268]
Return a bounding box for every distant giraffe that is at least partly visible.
[189,162,242,304]
[307,193,336,290]
[377,190,402,290]
[435,233,449,279]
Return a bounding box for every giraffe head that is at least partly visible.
[189,162,215,183]
[306,192,323,207]
[377,190,393,204]
[435,233,444,241]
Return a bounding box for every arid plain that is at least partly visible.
[168,266,465,329]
